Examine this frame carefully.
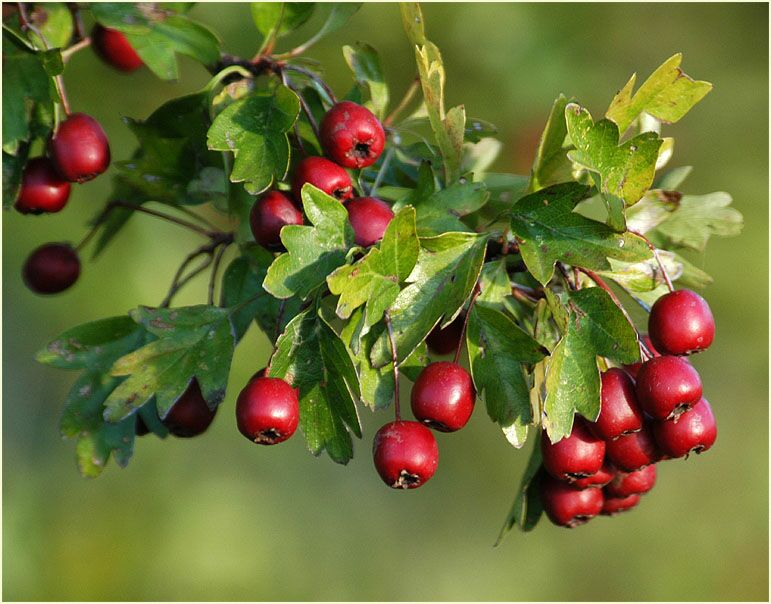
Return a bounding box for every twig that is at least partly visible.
[454,282,482,364]
[369,146,394,197]
[281,68,308,156]
[556,262,576,291]
[103,201,216,237]
[284,79,320,140]
[511,282,544,303]
[384,311,401,421]
[61,37,91,62]
[384,76,420,126]
[283,64,337,104]
[68,2,86,41]
[629,230,675,292]
[208,242,229,305]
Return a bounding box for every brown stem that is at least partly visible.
[283,64,337,104]
[556,262,576,291]
[629,230,675,292]
[61,37,91,62]
[384,311,401,421]
[384,76,420,126]
[285,79,320,140]
[68,2,86,41]
[454,282,482,364]
[511,282,544,303]
[208,242,229,305]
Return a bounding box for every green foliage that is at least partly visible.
[343,42,389,118]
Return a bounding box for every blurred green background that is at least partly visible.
[3,3,768,601]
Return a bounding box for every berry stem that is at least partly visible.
[384,310,401,421]
[281,74,320,140]
[68,3,86,41]
[453,282,482,364]
[511,282,544,304]
[384,76,420,126]
[556,262,577,291]
[207,241,229,305]
[629,230,675,292]
[283,64,337,104]
[61,37,91,62]
[369,146,394,197]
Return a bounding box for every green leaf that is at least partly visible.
[606,53,713,134]
[207,86,300,195]
[510,183,651,285]
[496,435,544,543]
[264,184,355,300]
[288,3,361,55]
[3,147,28,208]
[399,2,426,46]
[568,287,639,364]
[251,3,315,38]
[655,165,692,190]
[464,117,498,144]
[597,250,683,293]
[26,3,74,50]
[269,307,361,464]
[409,181,489,236]
[625,189,682,235]
[529,94,573,192]
[343,42,389,119]
[653,192,743,252]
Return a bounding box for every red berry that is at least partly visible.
[591,368,644,440]
[345,196,394,247]
[605,464,657,498]
[23,243,80,294]
[292,156,353,202]
[91,25,143,72]
[236,376,300,445]
[648,289,715,355]
[540,474,604,528]
[426,314,465,356]
[635,355,702,420]
[410,361,476,432]
[605,424,660,471]
[164,380,217,437]
[623,336,659,379]
[541,418,606,482]
[652,398,717,458]
[320,101,385,169]
[571,462,615,489]
[49,113,111,182]
[15,157,71,214]
[373,420,438,489]
[600,493,641,516]
[249,190,303,249]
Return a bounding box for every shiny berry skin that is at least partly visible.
[605,464,657,498]
[236,376,300,445]
[601,493,641,516]
[635,355,703,420]
[164,380,217,437]
[320,101,385,169]
[372,420,438,489]
[541,418,605,482]
[623,336,658,379]
[648,289,715,355]
[345,196,394,247]
[591,368,644,440]
[22,243,80,294]
[540,474,604,528]
[91,25,143,72]
[292,156,353,202]
[15,157,71,214]
[653,398,717,458]
[426,314,464,356]
[250,191,303,249]
[411,361,476,432]
[571,462,615,489]
[605,424,660,471]
[49,113,111,182]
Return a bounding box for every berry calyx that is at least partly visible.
[571,462,615,489]
[600,493,641,516]
[249,190,303,249]
[652,397,717,458]
[648,289,715,355]
[345,196,394,247]
[235,376,300,445]
[91,25,143,72]
[605,464,657,498]
[540,418,606,482]
[591,368,644,440]
[605,424,660,471]
[292,156,353,202]
[320,101,385,169]
[410,361,476,432]
[22,243,80,294]
[635,355,703,420]
[372,420,438,489]
[163,380,217,437]
[425,314,465,356]
[540,474,604,528]
[15,157,71,214]
[49,113,111,183]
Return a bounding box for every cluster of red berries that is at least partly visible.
[539,289,717,528]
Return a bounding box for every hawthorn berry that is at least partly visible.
[590,368,644,440]
[250,190,303,249]
[15,157,71,214]
[623,335,658,379]
[372,420,439,489]
[411,361,476,432]
[346,196,394,247]
[540,474,604,528]
[49,113,111,183]
[605,424,660,471]
[236,376,300,445]
[540,418,605,482]
[648,289,715,355]
[652,397,717,458]
[425,314,465,356]
[91,25,143,72]
[605,464,657,498]
[600,493,641,516]
[635,355,703,420]
[320,101,385,169]
[571,462,615,489]
[292,156,353,202]
[163,380,217,438]
[23,243,80,294]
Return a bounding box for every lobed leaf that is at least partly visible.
[343,42,389,118]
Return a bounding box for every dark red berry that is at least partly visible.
[541,418,605,482]
[571,462,615,489]
[164,380,217,438]
[605,464,657,498]
[623,336,658,379]
[426,314,465,356]
[91,25,143,72]
[345,196,394,247]
[648,289,715,355]
[15,157,71,214]
[49,113,111,183]
[635,355,702,420]
[236,376,300,445]
[249,190,303,249]
[601,493,641,516]
[605,424,660,471]
[411,361,476,432]
[135,415,151,436]
[320,101,385,169]
[292,156,353,202]
[540,474,604,528]
[373,420,438,489]
[23,243,80,294]
[591,368,644,440]
[653,398,717,458]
